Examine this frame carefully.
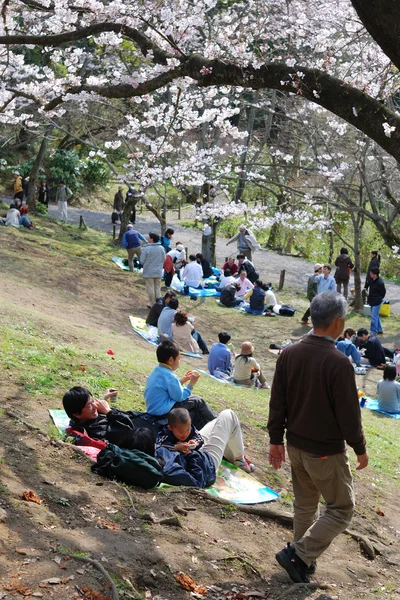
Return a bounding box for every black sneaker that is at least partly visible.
[275,544,310,583]
[282,543,316,576]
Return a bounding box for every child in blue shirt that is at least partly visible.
[144,340,215,430]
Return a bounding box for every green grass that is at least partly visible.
[1,213,400,502]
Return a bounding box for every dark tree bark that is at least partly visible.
[3,12,400,164]
[27,125,53,210]
[351,0,400,71]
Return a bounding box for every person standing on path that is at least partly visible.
[301,264,323,325]
[226,224,260,261]
[122,224,146,271]
[56,182,73,222]
[113,186,125,221]
[364,250,380,288]
[38,181,50,207]
[366,268,386,335]
[268,292,368,583]
[140,232,166,306]
[334,247,354,299]
[12,172,23,201]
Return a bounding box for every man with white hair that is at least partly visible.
[226,224,260,261]
[268,292,368,583]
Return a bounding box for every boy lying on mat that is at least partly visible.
[127,407,256,488]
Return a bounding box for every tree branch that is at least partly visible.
[0,22,173,65]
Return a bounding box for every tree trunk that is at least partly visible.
[233,104,256,202]
[202,220,219,265]
[117,192,141,244]
[27,125,53,210]
[352,214,364,312]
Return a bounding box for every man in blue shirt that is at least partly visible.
[144,340,216,429]
[315,265,336,294]
[208,332,232,377]
[121,224,146,271]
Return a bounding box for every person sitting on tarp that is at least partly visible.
[235,270,254,298]
[128,407,255,488]
[158,296,179,339]
[357,328,386,368]
[182,254,203,294]
[208,331,233,377]
[171,310,209,355]
[144,340,215,430]
[233,341,270,389]
[243,279,267,315]
[62,386,161,447]
[218,268,236,290]
[146,290,177,327]
[336,328,361,367]
[196,253,213,279]
[377,365,400,414]
[220,282,244,308]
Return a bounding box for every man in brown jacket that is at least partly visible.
[268,292,368,583]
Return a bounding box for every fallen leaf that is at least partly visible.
[376,508,385,516]
[22,490,42,505]
[175,572,207,595]
[81,586,113,600]
[96,519,120,531]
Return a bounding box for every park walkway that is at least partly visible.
[1,196,398,312]
[45,203,400,314]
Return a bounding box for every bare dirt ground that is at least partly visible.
[0,223,400,600]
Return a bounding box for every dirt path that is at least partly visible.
[44,201,400,314]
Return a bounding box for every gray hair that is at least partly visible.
[310,292,347,329]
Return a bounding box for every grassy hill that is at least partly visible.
[0,212,399,600]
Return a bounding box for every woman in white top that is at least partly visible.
[233,341,269,388]
[218,268,236,290]
[377,365,400,413]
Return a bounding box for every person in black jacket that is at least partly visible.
[220,282,243,308]
[63,387,161,448]
[237,254,259,283]
[196,253,213,278]
[364,250,380,289]
[357,328,386,367]
[366,268,386,334]
[334,247,354,299]
[146,290,176,327]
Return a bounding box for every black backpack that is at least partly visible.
[92,444,163,489]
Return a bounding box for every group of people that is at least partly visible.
[0,198,33,229]
[302,249,387,336]
[63,291,375,586]
[7,171,71,225]
[63,340,256,491]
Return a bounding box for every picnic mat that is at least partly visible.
[112,256,130,271]
[49,409,102,459]
[186,286,221,297]
[203,275,221,290]
[49,409,70,433]
[197,369,262,390]
[207,459,279,504]
[362,397,400,419]
[129,315,203,358]
[50,409,277,502]
[198,368,229,384]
